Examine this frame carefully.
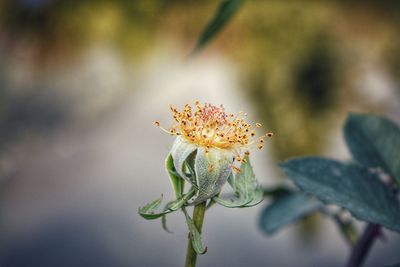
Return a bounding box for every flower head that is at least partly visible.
[155,101,272,166]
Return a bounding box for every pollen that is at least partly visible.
[155,101,273,170]
[232,165,241,174]
[209,164,214,172]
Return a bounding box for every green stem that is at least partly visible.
[184,201,207,267]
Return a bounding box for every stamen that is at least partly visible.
[232,165,241,173]
[156,101,271,152]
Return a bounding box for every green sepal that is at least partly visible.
[192,147,233,204]
[170,137,197,184]
[214,157,264,208]
[166,154,185,198]
[182,207,207,254]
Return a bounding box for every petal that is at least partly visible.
[170,137,198,183]
[192,147,233,204]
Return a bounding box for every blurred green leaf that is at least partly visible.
[214,156,263,208]
[333,216,358,246]
[344,113,400,185]
[259,192,322,234]
[182,207,207,254]
[192,0,244,55]
[281,157,400,232]
[263,186,293,198]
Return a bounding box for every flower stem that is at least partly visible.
[185,201,207,267]
[345,223,381,267]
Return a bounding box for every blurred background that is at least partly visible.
[0,1,399,266]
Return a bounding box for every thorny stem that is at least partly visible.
[184,201,207,267]
[345,223,381,267]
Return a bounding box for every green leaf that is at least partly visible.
[182,207,207,254]
[138,195,165,220]
[139,187,197,220]
[166,154,185,198]
[332,216,358,246]
[214,156,264,208]
[161,201,175,234]
[263,186,293,198]
[281,157,400,232]
[259,193,322,234]
[191,0,244,55]
[344,113,400,185]
[192,147,233,204]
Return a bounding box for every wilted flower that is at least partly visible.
[154,101,273,203]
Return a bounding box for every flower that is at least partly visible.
[154,101,272,203]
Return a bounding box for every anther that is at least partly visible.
[232,165,241,173]
[209,164,214,172]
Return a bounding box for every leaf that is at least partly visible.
[138,195,165,220]
[192,147,233,204]
[280,157,400,232]
[332,216,358,246]
[139,187,197,220]
[259,192,322,234]
[263,186,293,198]
[166,154,185,198]
[182,207,207,254]
[191,0,244,55]
[214,156,264,208]
[161,201,175,234]
[344,113,400,185]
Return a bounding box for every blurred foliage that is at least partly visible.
[1,0,400,158]
[225,2,340,160]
